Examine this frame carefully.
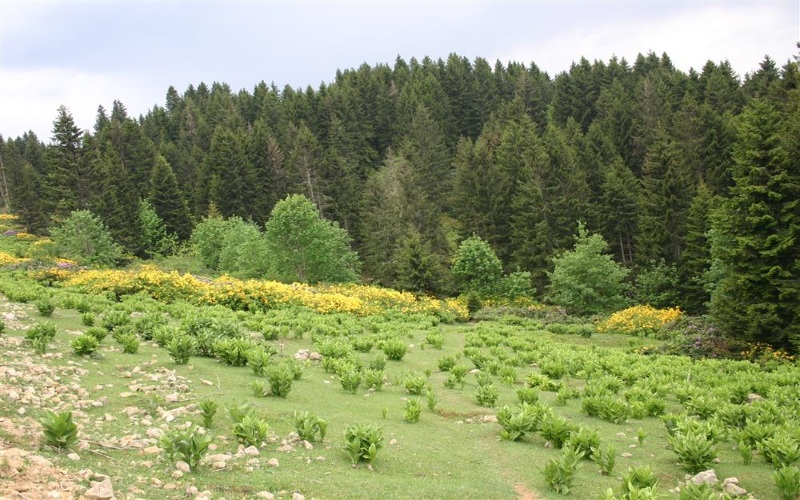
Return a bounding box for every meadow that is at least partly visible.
[0,237,798,499]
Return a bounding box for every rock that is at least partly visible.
[145,427,163,439]
[301,440,313,450]
[267,458,280,468]
[722,477,739,486]
[292,493,305,500]
[171,470,183,479]
[84,477,114,500]
[309,352,322,361]
[621,453,633,458]
[142,446,161,455]
[691,469,718,486]
[747,393,764,403]
[256,492,275,500]
[212,461,227,470]
[724,483,747,496]
[140,461,153,469]
[243,445,260,456]
[389,439,397,445]
[206,453,232,463]
[7,390,19,401]
[67,452,80,461]
[175,461,191,473]
[276,445,294,453]
[165,393,179,403]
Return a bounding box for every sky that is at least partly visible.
[1,1,798,141]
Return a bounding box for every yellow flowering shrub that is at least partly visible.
[597,305,682,337]
[0,214,18,221]
[741,342,795,365]
[62,266,468,320]
[0,252,28,266]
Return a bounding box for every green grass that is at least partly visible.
[0,286,794,499]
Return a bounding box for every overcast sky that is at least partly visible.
[1,1,798,141]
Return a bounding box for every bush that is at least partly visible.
[343,423,383,465]
[39,410,78,449]
[451,235,503,296]
[265,362,294,397]
[774,465,800,500]
[292,411,327,442]
[546,222,629,315]
[159,424,211,471]
[199,399,218,429]
[404,399,422,423]
[233,416,269,446]
[167,335,196,364]
[543,447,583,494]
[72,334,100,356]
[116,332,140,353]
[35,298,55,316]
[669,429,719,473]
[381,338,408,361]
[50,210,122,267]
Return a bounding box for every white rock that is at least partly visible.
[212,461,227,470]
[243,445,260,456]
[691,469,718,486]
[171,470,184,479]
[84,477,114,500]
[175,461,191,473]
[267,458,280,468]
[256,492,275,500]
[67,452,80,461]
[292,493,305,500]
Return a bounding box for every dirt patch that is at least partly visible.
[0,446,81,499]
[514,481,543,500]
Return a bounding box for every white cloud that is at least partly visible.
[0,68,160,139]
[496,3,798,77]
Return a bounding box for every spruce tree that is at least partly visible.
[709,98,800,350]
[45,106,84,217]
[149,155,193,240]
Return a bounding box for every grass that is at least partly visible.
[0,285,793,499]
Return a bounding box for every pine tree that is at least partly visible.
[599,158,640,265]
[678,182,717,314]
[709,98,800,349]
[45,106,84,217]
[207,126,255,219]
[149,155,193,240]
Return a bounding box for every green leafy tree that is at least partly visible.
[190,216,229,270]
[451,235,503,296]
[218,217,270,278]
[264,194,360,283]
[546,222,629,315]
[137,200,176,258]
[709,98,800,350]
[50,210,122,267]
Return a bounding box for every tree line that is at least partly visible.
[0,50,797,349]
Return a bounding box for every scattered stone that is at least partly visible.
[309,352,322,361]
[691,469,718,486]
[620,452,633,458]
[212,461,227,470]
[142,446,161,455]
[151,478,163,487]
[724,482,747,496]
[267,458,280,468]
[256,492,275,500]
[389,439,397,445]
[141,461,153,469]
[616,432,626,437]
[84,477,114,500]
[186,486,199,495]
[175,461,191,473]
[67,452,80,461]
[276,445,294,453]
[292,493,305,500]
[747,393,764,403]
[171,470,184,479]
[243,445,260,456]
[301,440,313,450]
[165,393,179,403]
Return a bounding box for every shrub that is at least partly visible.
[568,427,601,459]
[39,410,78,448]
[369,354,387,371]
[167,335,196,364]
[247,346,275,377]
[227,400,255,424]
[72,334,99,356]
[404,399,422,423]
[516,387,539,405]
[50,210,122,267]
[759,433,800,469]
[339,367,362,394]
[213,337,257,366]
[81,312,95,326]
[425,331,444,349]
[403,372,427,395]
[292,411,327,442]
[545,222,629,315]
[597,305,682,337]
[160,424,211,471]
[35,298,55,316]
[117,332,140,353]
[438,355,456,372]
[199,399,218,429]
[475,383,500,408]
[101,310,130,332]
[669,429,719,473]
[134,313,168,340]
[451,235,502,296]
[381,338,408,361]
[265,362,294,397]
[773,465,800,500]
[233,416,269,446]
[621,465,658,494]
[343,423,383,465]
[540,414,573,448]
[592,443,616,475]
[84,326,108,342]
[496,403,544,441]
[364,369,385,391]
[543,447,583,494]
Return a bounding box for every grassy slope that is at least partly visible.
[0,297,787,500]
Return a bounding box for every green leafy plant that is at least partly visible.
[475,383,500,407]
[343,423,383,465]
[380,338,408,361]
[773,465,800,500]
[116,332,140,353]
[364,369,385,390]
[543,447,583,494]
[167,334,196,364]
[760,433,800,468]
[404,398,422,423]
[516,387,539,404]
[227,400,255,424]
[101,310,130,332]
[425,331,444,349]
[339,366,363,394]
[621,465,658,494]
[496,403,545,442]
[592,443,616,475]
[738,440,753,465]
[233,415,269,446]
[567,426,600,459]
[26,321,56,353]
[159,424,212,471]
[669,429,719,473]
[199,399,218,429]
[265,362,294,397]
[251,380,267,397]
[426,388,438,412]
[35,298,55,316]
[292,411,327,442]
[540,413,573,449]
[637,428,648,445]
[438,355,457,372]
[71,333,99,356]
[84,326,108,342]
[247,346,275,377]
[39,410,78,449]
[213,337,257,366]
[369,354,387,371]
[403,371,427,395]
[133,312,168,340]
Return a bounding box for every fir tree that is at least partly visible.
[149,155,193,240]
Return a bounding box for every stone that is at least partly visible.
[276,445,294,453]
[243,445,260,456]
[691,469,718,486]
[142,446,161,455]
[256,492,275,500]
[67,452,80,461]
[175,461,191,473]
[267,458,280,468]
[747,393,764,403]
[171,470,183,479]
[301,440,313,450]
[724,483,747,496]
[292,493,305,500]
[212,461,227,470]
[84,477,114,500]
[620,453,633,458]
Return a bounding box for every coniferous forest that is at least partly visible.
[0,51,798,351]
